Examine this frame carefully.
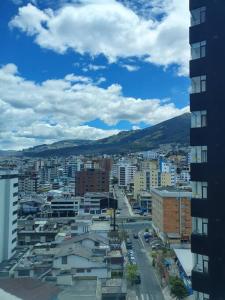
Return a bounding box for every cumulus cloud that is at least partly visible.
[0,63,188,150]
[9,0,189,75]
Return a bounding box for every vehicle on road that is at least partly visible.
[135,274,141,284]
[133,233,138,239]
[126,239,133,249]
[127,218,136,223]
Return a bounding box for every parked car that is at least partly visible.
[135,274,141,284]
[133,233,138,239]
[127,218,136,223]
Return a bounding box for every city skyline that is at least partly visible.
[1,0,189,150]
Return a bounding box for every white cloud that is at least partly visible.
[132,125,140,130]
[121,64,140,72]
[0,63,188,150]
[83,64,107,72]
[9,0,190,75]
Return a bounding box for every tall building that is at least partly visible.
[0,170,18,262]
[190,1,225,298]
[75,169,109,196]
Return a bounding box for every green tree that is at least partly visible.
[169,276,188,300]
[126,264,138,285]
[111,177,118,185]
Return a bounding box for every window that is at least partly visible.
[76,268,84,273]
[191,7,206,26]
[192,181,208,199]
[194,254,209,273]
[191,76,206,93]
[194,291,210,300]
[192,217,208,235]
[62,256,67,265]
[191,41,206,60]
[191,111,207,128]
[191,146,207,163]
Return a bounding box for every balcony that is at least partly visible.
[191,233,209,255]
[189,0,206,10]
[190,58,207,78]
[190,127,208,146]
[191,163,208,181]
[191,198,209,218]
[190,93,208,111]
[189,23,206,44]
[192,269,210,294]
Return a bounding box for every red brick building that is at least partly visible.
[75,169,109,196]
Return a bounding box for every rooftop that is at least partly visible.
[151,186,192,198]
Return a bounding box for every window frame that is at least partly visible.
[191,6,206,27]
[191,41,206,60]
[191,75,206,94]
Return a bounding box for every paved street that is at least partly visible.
[113,186,134,217]
[114,186,164,300]
[123,224,164,300]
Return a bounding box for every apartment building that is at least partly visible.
[151,187,192,243]
[190,1,225,298]
[75,169,109,196]
[0,169,18,262]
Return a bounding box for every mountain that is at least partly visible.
[22,113,190,157]
[24,139,94,153]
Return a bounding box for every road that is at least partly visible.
[123,223,164,300]
[113,186,134,217]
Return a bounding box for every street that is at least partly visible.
[113,186,134,217]
[126,224,164,300]
[114,186,164,300]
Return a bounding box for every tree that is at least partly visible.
[126,264,138,285]
[169,276,188,300]
[111,177,118,185]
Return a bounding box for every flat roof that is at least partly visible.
[151,187,192,198]
[174,249,194,277]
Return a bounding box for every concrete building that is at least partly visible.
[116,163,137,187]
[160,172,172,187]
[133,169,158,199]
[75,169,109,196]
[0,170,18,262]
[151,187,192,243]
[190,1,225,298]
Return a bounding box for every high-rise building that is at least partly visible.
[0,170,18,262]
[75,169,109,196]
[190,1,225,298]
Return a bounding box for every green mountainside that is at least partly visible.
[22,113,190,157]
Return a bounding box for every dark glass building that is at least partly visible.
[190,1,225,299]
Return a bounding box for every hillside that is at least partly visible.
[22,113,190,157]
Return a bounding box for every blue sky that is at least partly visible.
[0,0,190,150]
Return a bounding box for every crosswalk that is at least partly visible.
[127,293,155,300]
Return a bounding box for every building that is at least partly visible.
[160,172,172,187]
[0,170,18,262]
[151,187,192,243]
[75,169,109,196]
[133,169,158,199]
[117,163,137,187]
[189,1,225,299]
[81,192,110,215]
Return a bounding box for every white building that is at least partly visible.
[117,163,137,187]
[0,170,18,262]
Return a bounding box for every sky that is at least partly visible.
[0,0,190,150]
